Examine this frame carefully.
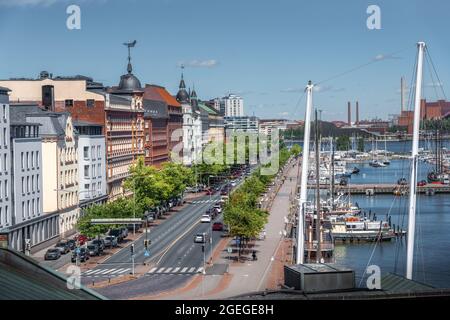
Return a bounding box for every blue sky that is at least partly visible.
[0,0,449,121]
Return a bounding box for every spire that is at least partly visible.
[191,83,197,99]
[123,40,137,74]
[179,64,186,89]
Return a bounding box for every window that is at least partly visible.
[37,198,40,213]
[36,174,40,191]
[97,145,101,159]
[32,199,35,216]
[97,182,101,193]
[26,152,29,169]
[21,177,24,194]
[31,152,34,168]
[32,175,35,192]
[21,202,25,219]
[3,154,6,171]
[92,164,96,177]
[2,105,6,121]
[3,128,6,147]
[21,152,24,169]
[84,165,89,178]
[27,200,30,218]
[91,147,95,159]
[83,146,89,159]
[84,183,89,191]
[36,151,39,167]
[65,99,74,108]
[87,99,95,108]
[26,176,30,193]
[0,181,2,199]
[97,163,101,177]
[4,180,7,198]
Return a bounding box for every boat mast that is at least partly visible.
[331,137,335,210]
[406,42,425,280]
[314,109,322,263]
[296,80,314,265]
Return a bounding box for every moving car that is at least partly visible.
[86,244,100,256]
[54,241,70,254]
[71,247,89,263]
[104,236,118,248]
[66,239,76,250]
[194,233,209,243]
[44,248,61,260]
[212,222,224,231]
[213,204,222,214]
[200,214,211,223]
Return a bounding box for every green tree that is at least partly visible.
[357,137,365,152]
[336,135,350,151]
[290,144,302,157]
[160,162,195,197]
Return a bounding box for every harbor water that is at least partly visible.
[334,159,450,288]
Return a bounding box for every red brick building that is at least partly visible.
[398,99,450,133]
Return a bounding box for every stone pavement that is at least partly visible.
[153,157,300,300]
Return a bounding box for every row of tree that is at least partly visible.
[76,159,195,237]
[223,145,299,255]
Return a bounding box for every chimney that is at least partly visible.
[356,101,359,126]
[401,76,405,113]
[347,101,351,125]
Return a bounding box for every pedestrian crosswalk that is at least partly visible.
[81,267,131,277]
[146,266,204,275]
[191,199,219,204]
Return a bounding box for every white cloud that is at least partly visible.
[374,53,402,61]
[178,59,219,68]
[0,0,58,6]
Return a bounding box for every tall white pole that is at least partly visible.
[296,81,314,264]
[406,42,425,280]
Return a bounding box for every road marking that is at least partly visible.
[83,269,100,275]
[110,268,126,274]
[181,267,188,273]
[173,267,180,273]
[148,267,158,273]
[188,267,196,273]
[117,268,130,274]
[101,269,117,275]
[164,267,173,273]
[197,267,204,273]
[156,267,165,273]
[85,269,103,275]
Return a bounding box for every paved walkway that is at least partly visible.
[155,157,300,300]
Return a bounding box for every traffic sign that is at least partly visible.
[75,248,81,254]
[227,247,233,254]
[144,250,150,257]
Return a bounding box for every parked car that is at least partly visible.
[120,227,129,239]
[91,239,105,252]
[104,236,118,248]
[109,229,124,242]
[194,233,208,243]
[200,214,212,223]
[398,178,408,185]
[74,234,88,246]
[212,222,224,231]
[86,244,100,256]
[44,248,61,260]
[71,247,89,263]
[339,178,348,186]
[55,241,70,254]
[66,239,76,250]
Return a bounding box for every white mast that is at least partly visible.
[296,80,314,264]
[406,42,426,280]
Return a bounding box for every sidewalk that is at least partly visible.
[152,158,300,300]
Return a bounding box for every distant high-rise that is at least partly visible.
[220,94,244,117]
[347,101,351,125]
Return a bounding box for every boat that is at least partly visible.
[351,167,360,174]
[329,216,395,242]
[369,159,386,167]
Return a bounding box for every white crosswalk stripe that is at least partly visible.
[82,268,130,277]
[192,199,219,204]
[146,266,202,275]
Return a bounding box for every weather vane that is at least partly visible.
[123,40,137,74]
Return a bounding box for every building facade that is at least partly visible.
[75,123,107,208]
[0,87,12,237]
[220,94,244,117]
[224,116,259,135]
[198,101,224,143]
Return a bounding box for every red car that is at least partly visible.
[212,222,224,231]
[74,234,88,245]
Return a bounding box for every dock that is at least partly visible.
[307,183,450,195]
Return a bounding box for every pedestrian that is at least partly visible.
[263,230,266,239]
[252,250,257,261]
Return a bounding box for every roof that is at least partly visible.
[198,102,219,115]
[145,84,181,107]
[10,104,70,137]
[0,86,10,94]
[143,99,169,119]
[0,248,105,300]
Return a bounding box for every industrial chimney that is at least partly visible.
[347,102,351,125]
[356,101,359,126]
[401,76,405,113]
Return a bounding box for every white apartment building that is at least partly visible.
[0,87,12,234]
[76,123,107,207]
[220,94,244,117]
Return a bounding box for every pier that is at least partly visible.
[307,183,450,195]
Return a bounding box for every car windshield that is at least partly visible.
[87,245,96,249]
[48,249,59,253]
[56,242,65,246]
